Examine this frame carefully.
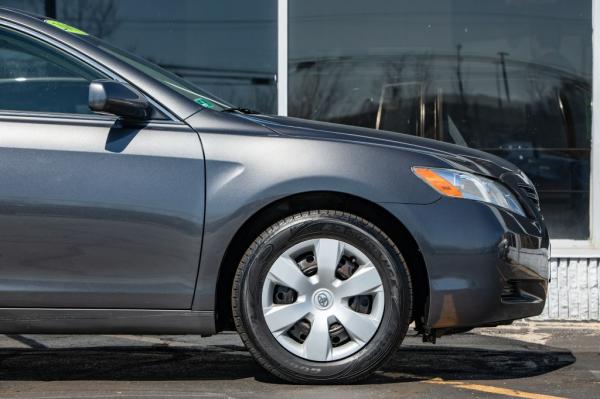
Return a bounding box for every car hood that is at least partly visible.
[240,114,521,179]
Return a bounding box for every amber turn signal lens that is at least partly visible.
[413,167,463,198]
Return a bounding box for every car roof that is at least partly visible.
[0,7,203,120]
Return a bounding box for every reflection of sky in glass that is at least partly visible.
[65,0,276,73]
[290,0,591,79]
[1,0,276,72]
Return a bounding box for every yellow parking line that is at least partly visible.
[425,379,566,399]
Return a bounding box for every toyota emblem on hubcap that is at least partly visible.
[317,292,329,307]
[312,289,334,310]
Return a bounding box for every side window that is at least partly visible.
[0,27,105,115]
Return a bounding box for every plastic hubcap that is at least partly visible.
[261,238,385,362]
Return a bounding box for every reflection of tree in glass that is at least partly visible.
[16,0,45,14]
[248,85,275,113]
[58,0,119,38]
[290,60,344,121]
[290,54,437,129]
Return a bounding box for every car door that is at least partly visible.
[0,25,205,309]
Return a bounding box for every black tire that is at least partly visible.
[232,210,412,384]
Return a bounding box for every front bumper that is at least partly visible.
[382,197,549,329]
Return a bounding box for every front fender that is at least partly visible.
[186,110,441,312]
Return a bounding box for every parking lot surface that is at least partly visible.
[0,321,598,399]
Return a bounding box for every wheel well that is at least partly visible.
[214,191,429,332]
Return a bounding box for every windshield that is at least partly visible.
[85,36,232,111]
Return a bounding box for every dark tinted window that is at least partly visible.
[0,26,104,114]
[13,0,277,113]
[289,0,592,239]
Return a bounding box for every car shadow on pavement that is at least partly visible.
[374,344,576,384]
[0,338,575,384]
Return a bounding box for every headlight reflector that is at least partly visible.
[413,167,525,217]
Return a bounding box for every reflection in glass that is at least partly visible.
[0,0,278,113]
[289,0,592,239]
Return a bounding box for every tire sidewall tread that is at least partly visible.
[232,210,412,384]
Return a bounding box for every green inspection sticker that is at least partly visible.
[44,19,88,36]
[194,97,215,109]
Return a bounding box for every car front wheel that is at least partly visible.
[232,210,412,384]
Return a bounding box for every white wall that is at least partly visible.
[534,258,600,320]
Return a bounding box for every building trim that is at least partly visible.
[591,0,600,252]
[551,240,600,259]
[277,0,288,116]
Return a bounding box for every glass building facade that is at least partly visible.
[2,0,278,112]
[0,0,596,248]
[289,0,592,240]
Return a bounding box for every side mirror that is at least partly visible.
[89,79,152,120]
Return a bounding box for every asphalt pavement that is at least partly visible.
[0,321,598,399]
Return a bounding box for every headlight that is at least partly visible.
[412,167,526,217]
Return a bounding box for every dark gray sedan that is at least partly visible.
[0,8,549,384]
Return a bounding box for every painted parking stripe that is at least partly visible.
[426,379,565,399]
[102,335,190,347]
[0,334,30,348]
[5,334,47,348]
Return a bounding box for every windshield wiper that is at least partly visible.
[221,107,259,114]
